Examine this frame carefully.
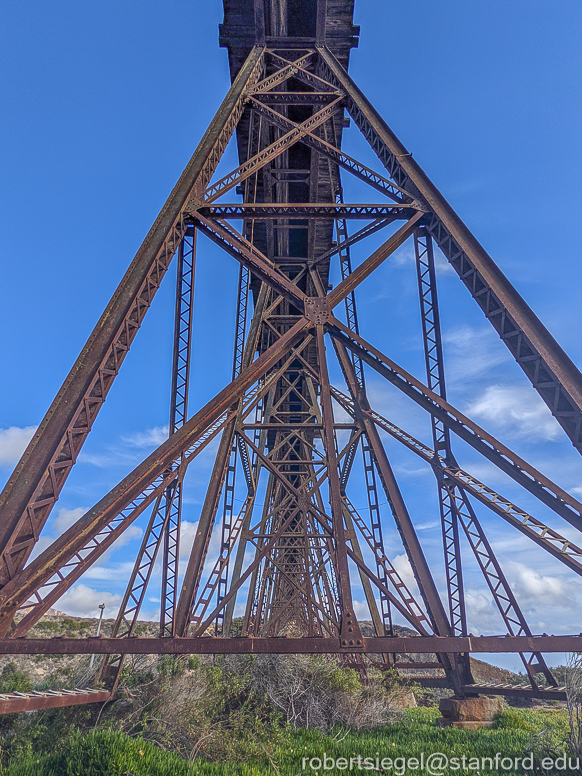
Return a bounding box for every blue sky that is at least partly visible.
[1,1,581,671]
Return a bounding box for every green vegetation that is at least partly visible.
[0,708,573,775]
[0,651,577,775]
[0,665,31,695]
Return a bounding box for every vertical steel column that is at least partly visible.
[413,228,555,690]
[414,228,467,637]
[97,228,196,683]
[160,227,196,636]
[215,265,250,635]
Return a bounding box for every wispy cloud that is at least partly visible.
[507,561,581,612]
[443,326,510,386]
[122,426,169,448]
[465,589,505,635]
[391,553,420,597]
[384,241,454,275]
[29,506,89,559]
[466,384,561,441]
[0,425,37,466]
[79,426,170,468]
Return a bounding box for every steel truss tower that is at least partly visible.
[1,0,582,706]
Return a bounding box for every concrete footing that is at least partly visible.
[437,697,503,729]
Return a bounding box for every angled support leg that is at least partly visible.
[0,318,310,631]
[318,45,582,453]
[174,416,237,637]
[334,340,469,693]
[0,46,266,586]
[316,326,363,649]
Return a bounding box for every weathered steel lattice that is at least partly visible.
[1,0,581,709]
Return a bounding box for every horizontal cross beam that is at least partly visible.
[0,634,579,654]
[196,204,417,219]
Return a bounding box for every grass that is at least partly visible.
[0,707,572,776]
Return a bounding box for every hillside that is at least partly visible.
[1,611,521,693]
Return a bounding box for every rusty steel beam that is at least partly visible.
[174,418,238,637]
[315,327,363,649]
[318,46,582,453]
[197,203,415,219]
[253,91,339,104]
[200,97,344,203]
[0,46,266,588]
[0,635,580,654]
[329,387,582,578]
[329,318,582,529]
[0,319,311,627]
[249,52,314,94]
[0,689,111,714]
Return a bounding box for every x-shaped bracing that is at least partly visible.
[1,46,581,699]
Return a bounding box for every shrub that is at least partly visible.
[493,708,530,730]
[0,664,32,694]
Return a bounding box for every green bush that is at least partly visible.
[493,708,530,730]
[0,664,32,694]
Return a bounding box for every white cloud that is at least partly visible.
[433,251,456,275]
[391,553,420,596]
[390,243,415,268]
[109,525,143,552]
[79,426,170,468]
[385,240,453,274]
[53,506,86,534]
[0,425,37,466]
[444,326,510,385]
[466,384,561,441]
[84,561,137,581]
[508,561,579,610]
[465,589,504,635]
[56,583,121,618]
[414,521,439,531]
[122,426,169,448]
[179,520,198,560]
[352,599,372,620]
[30,508,141,569]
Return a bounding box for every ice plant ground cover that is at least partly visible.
[0,708,573,775]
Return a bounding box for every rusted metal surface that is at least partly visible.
[0,635,580,655]
[318,45,582,453]
[329,319,582,528]
[0,688,111,715]
[0,46,265,589]
[0,0,580,707]
[197,203,415,219]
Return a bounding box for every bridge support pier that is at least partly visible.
[437,697,503,729]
